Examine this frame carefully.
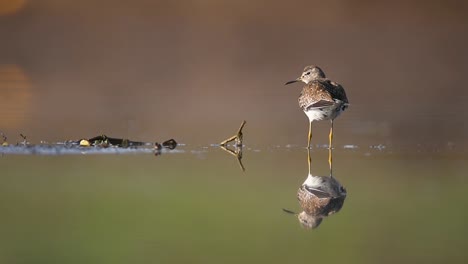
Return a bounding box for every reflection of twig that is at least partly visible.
[220,145,245,172]
[220,120,246,146]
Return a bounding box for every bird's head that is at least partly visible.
[285,65,326,85]
[283,208,323,230]
[298,211,323,229]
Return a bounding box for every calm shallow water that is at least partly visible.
[1,145,467,264]
[2,1,467,263]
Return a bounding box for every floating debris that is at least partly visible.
[121,139,129,148]
[85,135,146,147]
[0,134,178,156]
[343,144,358,149]
[370,144,386,150]
[154,142,163,156]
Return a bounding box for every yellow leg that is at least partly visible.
[307,122,312,149]
[307,148,311,175]
[328,120,334,149]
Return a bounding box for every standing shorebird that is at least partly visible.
[285,65,349,148]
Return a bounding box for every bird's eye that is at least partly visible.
[305,72,310,75]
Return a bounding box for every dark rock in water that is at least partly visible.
[162,139,177,150]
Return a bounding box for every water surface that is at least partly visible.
[1,145,466,263]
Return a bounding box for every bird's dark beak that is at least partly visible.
[284,79,300,85]
[282,208,298,215]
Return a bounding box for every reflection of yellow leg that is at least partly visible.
[328,120,334,176]
[307,122,312,148]
[328,146,333,177]
[307,148,311,175]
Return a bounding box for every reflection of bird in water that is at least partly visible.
[284,149,347,229]
[297,173,346,229]
[285,65,349,148]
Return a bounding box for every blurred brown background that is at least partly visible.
[1,0,467,146]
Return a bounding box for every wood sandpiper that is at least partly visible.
[285,65,349,148]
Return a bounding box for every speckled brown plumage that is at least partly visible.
[285,65,349,148]
[298,79,349,113]
[297,184,346,217]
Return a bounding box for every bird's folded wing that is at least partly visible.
[304,186,332,198]
[305,100,335,111]
[328,81,349,104]
[299,81,335,110]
